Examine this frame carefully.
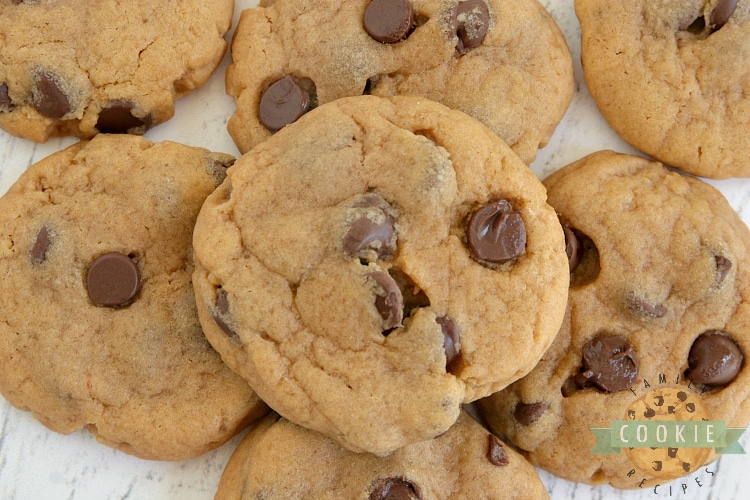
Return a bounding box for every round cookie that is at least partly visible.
[575,0,750,179]
[0,135,268,461]
[226,0,574,165]
[0,0,233,142]
[192,95,570,455]
[215,412,549,500]
[477,151,750,489]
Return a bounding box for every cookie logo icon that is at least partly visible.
[623,388,711,480]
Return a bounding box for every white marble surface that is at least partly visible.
[1,1,749,498]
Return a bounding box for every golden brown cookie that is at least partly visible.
[0,135,268,460]
[478,151,750,488]
[192,95,569,455]
[576,0,750,178]
[0,0,234,142]
[216,412,549,500]
[226,0,574,164]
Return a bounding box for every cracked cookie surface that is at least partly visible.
[215,412,549,500]
[0,0,233,142]
[226,0,574,165]
[0,134,268,460]
[192,95,569,455]
[575,0,750,178]
[477,151,750,488]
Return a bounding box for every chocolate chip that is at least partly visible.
[32,72,70,119]
[213,288,240,342]
[258,76,311,132]
[363,75,381,95]
[575,334,638,393]
[561,376,579,398]
[86,252,141,308]
[388,268,430,318]
[436,315,461,368]
[363,0,415,44]
[369,477,422,500]
[562,223,583,272]
[451,0,490,54]
[467,200,526,264]
[569,230,600,287]
[31,226,52,265]
[626,293,667,319]
[513,401,548,426]
[685,332,743,387]
[0,83,13,110]
[96,101,147,133]
[343,204,396,260]
[368,271,404,331]
[710,0,738,30]
[487,434,509,466]
[715,255,732,286]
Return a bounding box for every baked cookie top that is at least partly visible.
[215,412,549,500]
[192,95,569,455]
[0,135,268,461]
[575,0,750,179]
[0,0,234,142]
[226,0,574,164]
[478,151,750,488]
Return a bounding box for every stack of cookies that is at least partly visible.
[0,0,748,498]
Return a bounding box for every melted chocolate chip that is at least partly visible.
[715,255,732,286]
[368,271,404,331]
[0,83,12,109]
[363,75,381,95]
[437,315,460,368]
[710,0,738,30]
[213,288,240,342]
[388,268,430,318]
[467,200,526,264]
[369,477,422,500]
[569,230,600,287]
[626,293,667,319]
[343,196,396,259]
[514,401,548,426]
[258,76,311,132]
[685,332,743,387]
[86,252,141,308]
[487,434,510,466]
[31,226,52,265]
[562,223,583,272]
[96,101,147,133]
[363,0,415,44]
[33,72,70,119]
[451,0,490,54]
[575,334,638,393]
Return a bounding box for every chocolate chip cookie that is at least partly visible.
[192,95,570,455]
[0,0,233,142]
[575,0,750,179]
[226,0,574,165]
[215,412,549,499]
[0,134,268,460]
[477,151,750,488]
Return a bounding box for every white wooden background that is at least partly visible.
[0,1,748,498]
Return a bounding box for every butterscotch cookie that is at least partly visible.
[192,95,569,455]
[0,135,268,461]
[0,0,233,142]
[215,412,549,500]
[477,151,750,488]
[226,0,574,164]
[576,0,750,179]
